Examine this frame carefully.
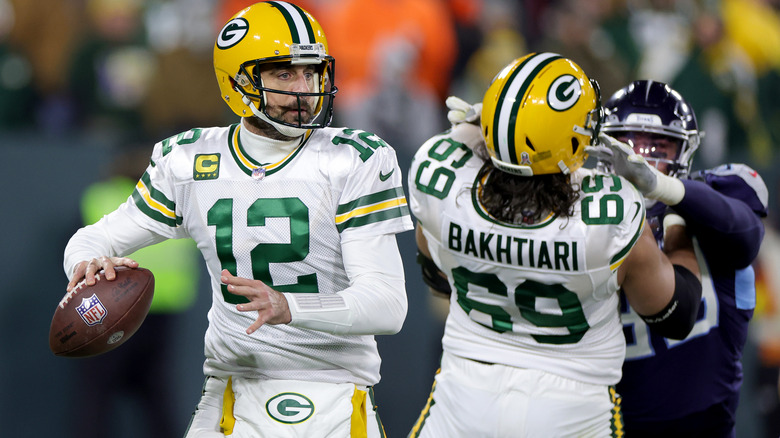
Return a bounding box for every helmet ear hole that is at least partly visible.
[525,137,536,151]
[571,137,579,154]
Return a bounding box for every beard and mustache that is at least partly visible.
[244,95,317,140]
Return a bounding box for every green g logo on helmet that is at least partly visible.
[480,52,600,176]
[548,74,582,112]
[216,18,249,50]
[266,392,315,424]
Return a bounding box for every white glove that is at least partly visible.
[446,96,482,125]
[586,133,685,205]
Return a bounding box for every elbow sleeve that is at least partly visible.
[639,265,702,340]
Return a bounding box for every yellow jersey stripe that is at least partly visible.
[335,197,408,225]
[136,180,176,219]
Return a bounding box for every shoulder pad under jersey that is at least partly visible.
[690,163,768,217]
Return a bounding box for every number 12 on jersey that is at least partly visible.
[207,197,319,304]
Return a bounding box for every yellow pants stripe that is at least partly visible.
[351,387,368,438]
[220,377,236,435]
[609,386,624,437]
[409,370,440,438]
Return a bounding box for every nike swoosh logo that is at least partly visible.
[379,169,395,182]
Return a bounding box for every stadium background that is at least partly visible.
[1,0,779,436]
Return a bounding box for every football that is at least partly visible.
[49,266,155,358]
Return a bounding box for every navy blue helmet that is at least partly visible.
[601,80,701,178]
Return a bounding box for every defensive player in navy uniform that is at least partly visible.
[62,2,413,437]
[407,54,702,438]
[591,80,768,437]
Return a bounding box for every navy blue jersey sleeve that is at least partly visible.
[672,174,765,269]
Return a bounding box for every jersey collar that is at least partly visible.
[227,123,311,178]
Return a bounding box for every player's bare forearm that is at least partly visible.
[663,221,700,281]
[620,227,677,315]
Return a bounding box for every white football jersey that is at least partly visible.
[124,124,412,385]
[409,125,645,385]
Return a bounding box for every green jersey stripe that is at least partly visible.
[228,123,309,178]
[470,179,559,227]
[227,124,253,176]
[140,171,175,210]
[235,125,263,168]
[132,190,182,227]
[610,215,644,265]
[336,204,410,233]
[336,187,406,215]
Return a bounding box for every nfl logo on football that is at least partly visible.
[76,294,108,326]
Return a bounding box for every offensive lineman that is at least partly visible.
[407,53,702,437]
[62,2,413,437]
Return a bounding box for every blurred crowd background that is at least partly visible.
[2,0,780,437]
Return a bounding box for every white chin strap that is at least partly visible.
[241,95,309,138]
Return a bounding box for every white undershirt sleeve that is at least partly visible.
[63,202,169,280]
[284,233,408,335]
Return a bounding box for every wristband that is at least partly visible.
[662,213,686,235]
[647,173,685,205]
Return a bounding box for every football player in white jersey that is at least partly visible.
[62,2,413,437]
[407,53,703,437]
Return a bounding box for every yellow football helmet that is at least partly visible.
[213,1,336,135]
[480,52,602,176]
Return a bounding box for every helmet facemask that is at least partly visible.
[233,51,336,137]
[616,131,694,178]
[572,79,603,147]
[603,121,700,179]
[601,80,701,179]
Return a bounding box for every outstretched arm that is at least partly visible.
[588,136,766,269]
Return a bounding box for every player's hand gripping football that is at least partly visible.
[221,269,292,334]
[66,256,140,291]
[586,133,685,205]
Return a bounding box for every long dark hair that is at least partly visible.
[476,161,580,224]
